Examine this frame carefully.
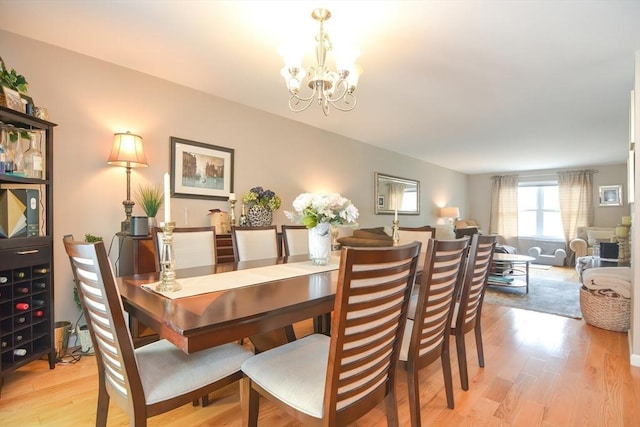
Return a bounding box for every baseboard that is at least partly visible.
[628,334,640,367]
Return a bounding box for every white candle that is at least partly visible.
[229,192,236,201]
[394,207,398,221]
[164,173,171,222]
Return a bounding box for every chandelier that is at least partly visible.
[279,8,361,116]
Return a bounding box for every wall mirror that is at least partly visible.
[374,172,420,215]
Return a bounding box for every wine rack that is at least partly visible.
[0,106,56,397]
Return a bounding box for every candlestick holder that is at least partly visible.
[617,235,630,264]
[392,219,400,245]
[156,221,181,292]
[229,199,237,227]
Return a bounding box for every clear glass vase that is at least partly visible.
[24,131,44,179]
[308,222,332,266]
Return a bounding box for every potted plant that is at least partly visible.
[242,186,281,226]
[135,184,163,228]
[0,56,28,93]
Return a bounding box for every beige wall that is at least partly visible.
[0,31,468,323]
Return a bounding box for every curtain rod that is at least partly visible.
[516,168,599,178]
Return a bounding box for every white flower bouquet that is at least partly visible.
[285,192,359,229]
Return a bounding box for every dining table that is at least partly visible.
[118,248,425,355]
[116,254,341,354]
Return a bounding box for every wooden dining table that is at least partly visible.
[116,254,339,354]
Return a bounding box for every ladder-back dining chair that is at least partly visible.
[281,225,308,256]
[231,225,280,262]
[451,234,498,391]
[151,225,217,270]
[241,242,421,426]
[399,237,470,426]
[63,235,253,427]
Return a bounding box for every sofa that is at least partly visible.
[569,226,617,259]
[528,246,567,266]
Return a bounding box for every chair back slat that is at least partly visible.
[63,237,142,419]
[324,243,421,422]
[231,226,280,261]
[411,238,470,361]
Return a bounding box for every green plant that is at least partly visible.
[135,184,163,217]
[0,56,28,93]
[243,186,281,211]
[73,234,103,310]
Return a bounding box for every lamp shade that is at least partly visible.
[440,207,460,218]
[107,132,148,168]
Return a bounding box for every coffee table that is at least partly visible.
[488,253,536,293]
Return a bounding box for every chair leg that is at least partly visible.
[441,345,455,409]
[474,322,485,367]
[407,365,422,427]
[96,385,110,427]
[384,390,400,427]
[455,332,470,391]
[241,376,259,427]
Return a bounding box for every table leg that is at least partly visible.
[525,261,530,294]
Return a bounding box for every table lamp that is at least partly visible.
[107,131,148,234]
[440,206,460,227]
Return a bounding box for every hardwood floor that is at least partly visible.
[1,266,639,426]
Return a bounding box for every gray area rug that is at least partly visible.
[483,277,583,319]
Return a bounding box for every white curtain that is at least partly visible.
[558,169,594,261]
[387,183,406,210]
[490,175,518,246]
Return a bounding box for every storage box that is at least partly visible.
[0,188,40,238]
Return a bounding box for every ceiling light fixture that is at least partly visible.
[279,8,361,116]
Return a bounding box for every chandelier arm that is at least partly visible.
[328,95,357,112]
[288,95,315,113]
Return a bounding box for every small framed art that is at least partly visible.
[2,86,25,113]
[599,185,623,207]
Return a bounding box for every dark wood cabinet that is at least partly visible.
[0,106,56,396]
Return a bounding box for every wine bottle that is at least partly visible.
[15,302,29,311]
[1,340,8,348]
[34,267,49,274]
[15,271,26,279]
[32,299,45,307]
[16,287,29,294]
[239,203,249,227]
[33,282,46,290]
[33,310,44,318]
[15,316,26,324]
[0,276,7,284]
[15,334,23,342]
[13,349,27,357]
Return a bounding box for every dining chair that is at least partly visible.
[231,225,281,262]
[399,237,470,426]
[63,236,253,427]
[231,225,292,352]
[399,225,436,252]
[241,242,421,427]
[451,234,498,391]
[151,225,217,270]
[281,224,308,256]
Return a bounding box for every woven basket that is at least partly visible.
[579,286,630,332]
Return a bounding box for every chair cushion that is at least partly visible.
[136,340,253,405]
[241,334,330,419]
[337,236,393,247]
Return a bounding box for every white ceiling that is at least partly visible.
[1,1,639,174]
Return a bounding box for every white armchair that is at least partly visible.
[569,227,617,259]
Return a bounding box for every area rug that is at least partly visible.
[483,277,583,319]
[529,263,552,270]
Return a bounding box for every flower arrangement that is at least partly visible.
[243,186,282,212]
[285,192,359,229]
[135,184,163,217]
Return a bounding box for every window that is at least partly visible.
[518,183,564,239]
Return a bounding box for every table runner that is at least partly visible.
[143,257,340,299]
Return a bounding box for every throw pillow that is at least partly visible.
[586,230,614,246]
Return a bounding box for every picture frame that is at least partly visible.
[170,137,234,200]
[599,185,623,207]
[374,172,420,215]
[2,86,25,113]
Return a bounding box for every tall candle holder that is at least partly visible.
[156,221,181,292]
[229,198,237,227]
[392,219,400,245]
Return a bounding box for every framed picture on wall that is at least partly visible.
[1,86,25,113]
[170,136,234,200]
[599,185,623,207]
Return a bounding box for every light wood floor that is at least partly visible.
[1,267,639,426]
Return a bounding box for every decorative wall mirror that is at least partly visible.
[374,172,420,215]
